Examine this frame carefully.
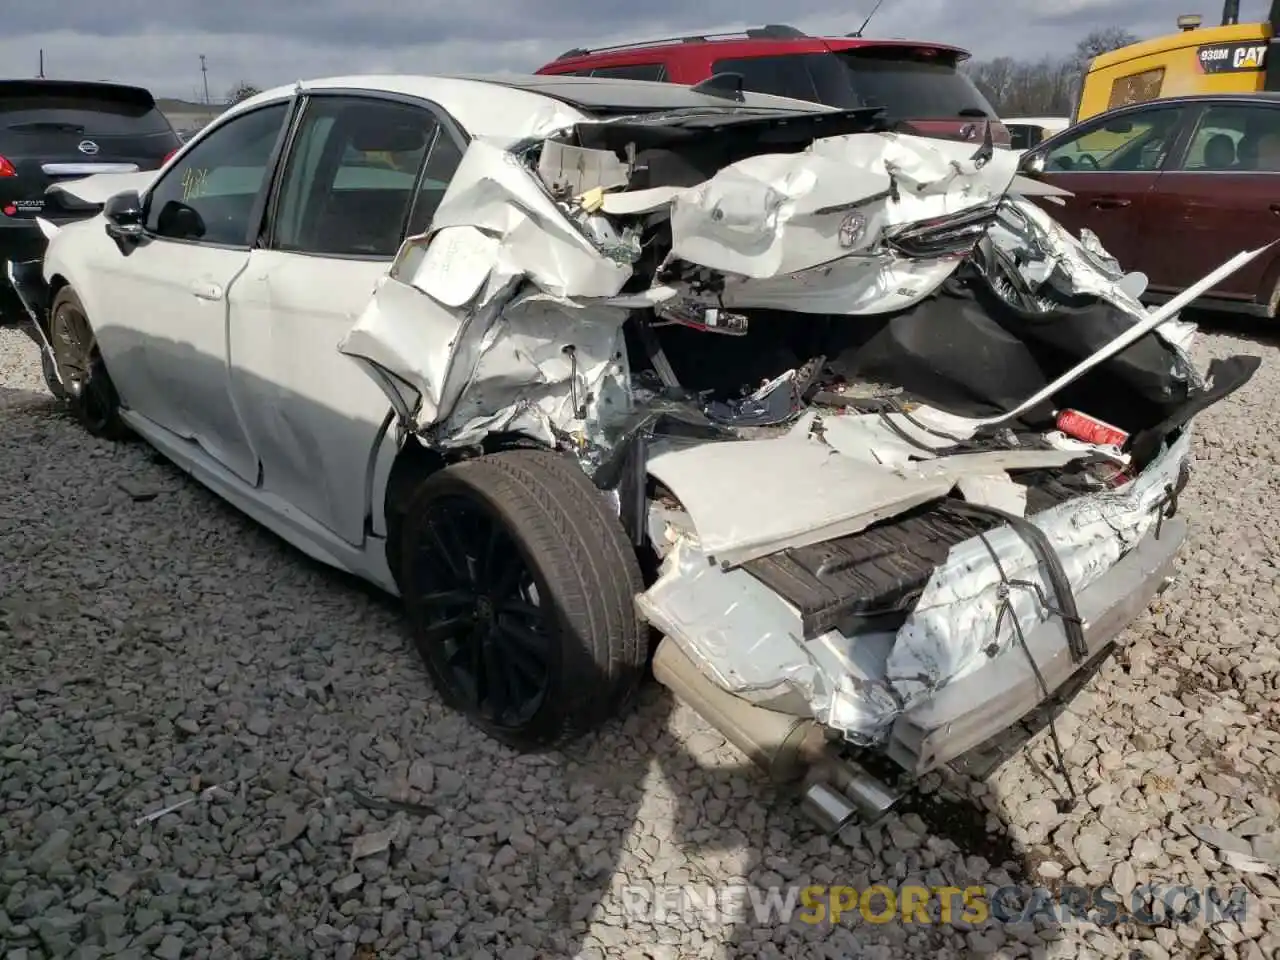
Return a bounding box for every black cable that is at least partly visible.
[976,531,1080,812]
[949,501,1088,661]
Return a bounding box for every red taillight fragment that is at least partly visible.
[162,148,179,165]
[1055,408,1130,448]
[0,155,16,177]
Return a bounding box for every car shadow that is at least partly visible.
[2,324,1087,958]
[1182,307,1280,348]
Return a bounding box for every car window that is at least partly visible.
[1009,124,1043,151]
[1107,68,1166,110]
[403,131,464,238]
[143,102,288,245]
[588,64,667,81]
[831,48,998,120]
[1179,104,1280,171]
[271,97,440,258]
[711,54,823,103]
[1043,107,1182,173]
[0,89,172,136]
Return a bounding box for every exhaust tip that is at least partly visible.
[799,781,859,837]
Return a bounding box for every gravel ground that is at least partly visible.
[2,320,1279,960]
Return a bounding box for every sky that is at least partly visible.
[3,0,1273,101]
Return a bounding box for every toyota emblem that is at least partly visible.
[77,140,100,155]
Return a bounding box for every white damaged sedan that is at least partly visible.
[12,74,1268,833]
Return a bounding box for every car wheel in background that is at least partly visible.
[399,448,647,751]
[49,287,127,439]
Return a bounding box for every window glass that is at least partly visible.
[1108,68,1165,110]
[1008,124,1042,151]
[711,55,822,102]
[832,48,997,119]
[403,131,464,238]
[0,94,173,136]
[1043,107,1181,173]
[272,97,440,258]
[144,102,288,245]
[1179,104,1280,171]
[589,64,667,81]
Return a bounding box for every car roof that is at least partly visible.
[0,78,158,107]
[1110,91,1280,110]
[543,24,969,67]
[234,73,832,140]
[448,73,833,113]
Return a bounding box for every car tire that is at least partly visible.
[399,448,647,751]
[49,287,127,440]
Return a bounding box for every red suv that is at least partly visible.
[536,24,1009,148]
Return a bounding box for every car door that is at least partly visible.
[1029,103,1190,282]
[227,92,464,546]
[87,99,294,485]
[1143,100,1280,303]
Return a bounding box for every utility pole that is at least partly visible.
[37,49,44,78]
[199,55,210,104]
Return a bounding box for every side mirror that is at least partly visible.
[1019,151,1047,175]
[103,190,144,241]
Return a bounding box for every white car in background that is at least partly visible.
[1006,115,1071,154]
[8,74,1264,834]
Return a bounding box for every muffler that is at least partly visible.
[652,638,903,831]
[798,781,859,836]
[651,637,824,782]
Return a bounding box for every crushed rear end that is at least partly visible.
[337,102,1265,829]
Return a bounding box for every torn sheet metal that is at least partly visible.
[538,141,630,196]
[954,475,1028,516]
[421,137,634,299]
[645,424,954,568]
[901,448,1088,479]
[716,253,962,316]
[439,291,631,449]
[338,137,638,436]
[882,431,1192,720]
[975,241,1271,429]
[668,131,1019,279]
[989,198,1197,354]
[636,430,1193,745]
[45,169,160,206]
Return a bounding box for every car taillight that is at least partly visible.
[162,147,179,165]
[0,155,15,177]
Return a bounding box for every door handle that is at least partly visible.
[190,280,224,301]
[1090,197,1131,209]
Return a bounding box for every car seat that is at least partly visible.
[1203,133,1237,170]
[1237,134,1259,170]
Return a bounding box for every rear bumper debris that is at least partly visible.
[640,430,1194,775]
[886,513,1184,775]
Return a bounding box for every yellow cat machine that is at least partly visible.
[1074,1,1280,123]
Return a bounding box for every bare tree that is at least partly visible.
[964,27,1139,116]
[1072,27,1140,67]
[226,82,261,104]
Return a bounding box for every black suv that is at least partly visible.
[0,79,181,265]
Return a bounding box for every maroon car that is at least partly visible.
[1019,92,1280,316]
